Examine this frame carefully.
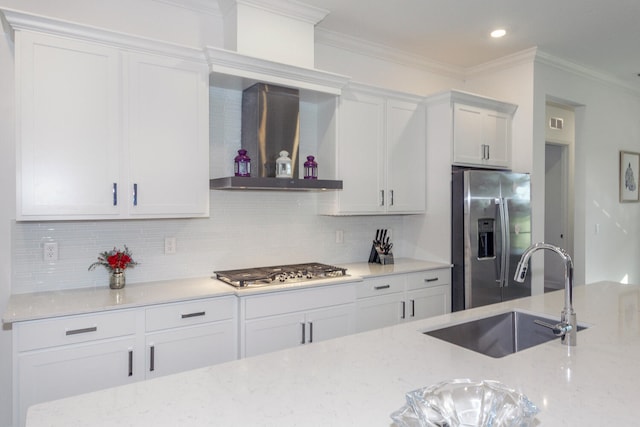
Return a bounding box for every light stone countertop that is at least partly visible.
[3,258,450,323]
[24,281,640,426]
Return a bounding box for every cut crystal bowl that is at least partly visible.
[391,379,539,427]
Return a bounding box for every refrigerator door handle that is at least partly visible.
[497,198,510,287]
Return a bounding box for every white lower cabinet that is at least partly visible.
[355,269,451,333]
[144,297,237,379]
[240,284,356,358]
[13,296,237,427]
[17,337,138,424]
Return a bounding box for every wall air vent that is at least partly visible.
[549,117,564,130]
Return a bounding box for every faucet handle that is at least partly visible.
[533,319,572,337]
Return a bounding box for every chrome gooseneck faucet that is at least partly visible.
[514,242,577,346]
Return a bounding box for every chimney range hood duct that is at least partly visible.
[210,83,342,191]
[242,83,300,178]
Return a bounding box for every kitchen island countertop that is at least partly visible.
[25,281,640,426]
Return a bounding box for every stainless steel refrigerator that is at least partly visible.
[451,168,531,311]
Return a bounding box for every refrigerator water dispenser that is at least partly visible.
[477,218,495,259]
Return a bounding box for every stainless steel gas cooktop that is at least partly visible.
[214,262,348,288]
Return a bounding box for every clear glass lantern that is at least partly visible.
[276,150,292,178]
[234,149,251,177]
[304,155,318,179]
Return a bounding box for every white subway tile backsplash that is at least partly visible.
[12,190,405,293]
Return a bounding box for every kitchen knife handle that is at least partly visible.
[301,322,306,344]
[149,345,155,372]
[128,350,133,377]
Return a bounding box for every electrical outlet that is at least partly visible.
[43,242,58,262]
[164,237,176,254]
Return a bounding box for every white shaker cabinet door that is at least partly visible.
[16,337,138,427]
[126,52,209,218]
[355,293,404,332]
[452,103,511,169]
[145,321,237,379]
[17,32,121,219]
[243,312,307,357]
[406,285,450,321]
[304,303,355,343]
[334,91,386,214]
[386,99,426,213]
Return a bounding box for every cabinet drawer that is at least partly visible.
[146,297,235,332]
[16,310,137,352]
[406,269,450,291]
[356,275,405,298]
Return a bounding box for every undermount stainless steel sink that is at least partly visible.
[424,310,588,358]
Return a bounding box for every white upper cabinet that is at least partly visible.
[319,84,426,215]
[427,90,517,170]
[125,52,209,218]
[8,11,209,220]
[17,32,122,219]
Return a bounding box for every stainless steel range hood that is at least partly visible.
[210,82,343,191]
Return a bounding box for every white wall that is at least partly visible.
[535,62,640,285]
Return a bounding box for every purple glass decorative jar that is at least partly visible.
[234,149,251,177]
[304,155,318,179]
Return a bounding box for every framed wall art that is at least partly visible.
[620,150,640,202]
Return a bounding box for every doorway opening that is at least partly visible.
[544,103,575,292]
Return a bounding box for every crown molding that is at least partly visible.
[465,47,539,78]
[315,28,465,81]
[217,0,328,25]
[205,45,350,95]
[1,9,206,62]
[534,50,640,96]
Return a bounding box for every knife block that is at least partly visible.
[368,243,394,265]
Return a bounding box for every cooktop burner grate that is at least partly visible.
[214,262,348,288]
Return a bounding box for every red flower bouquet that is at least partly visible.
[88,246,138,272]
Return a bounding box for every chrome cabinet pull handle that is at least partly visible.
[390,190,394,206]
[374,284,390,290]
[113,183,118,206]
[150,345,155,372]
[181,311,206,319]
[401,301,406,319]
[65,326,97,336]
[128,350,133,377]
[424,277,438,282]
[380,190,385,206]
[133,183,138,206]
[411,299,415,317]
[301,322,306,344]
[309,322,313,343]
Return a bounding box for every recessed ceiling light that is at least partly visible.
[491,29,506,38]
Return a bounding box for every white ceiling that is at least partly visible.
[302,0,640,90]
